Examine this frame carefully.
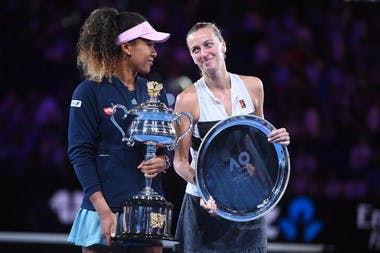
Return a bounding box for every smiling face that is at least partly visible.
[186,27,226,75]
[122,38,157,74]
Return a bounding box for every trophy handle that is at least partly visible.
[168,112,193,150]
[109,104,134,145]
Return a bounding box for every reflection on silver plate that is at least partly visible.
[196,115,290,222]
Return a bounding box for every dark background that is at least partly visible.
[1,0,379,252]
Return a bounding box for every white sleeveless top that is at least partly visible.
[186,73,256,196]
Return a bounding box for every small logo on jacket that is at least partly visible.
[103,107,116,115]
[239,99,246,108]
[70,100,82,108]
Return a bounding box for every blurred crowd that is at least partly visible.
[0,0,379,232]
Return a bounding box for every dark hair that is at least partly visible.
[77,8,147,82]
[116,12,146,34]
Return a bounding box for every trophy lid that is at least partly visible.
[130,81,173,116]
[130,99,172,114]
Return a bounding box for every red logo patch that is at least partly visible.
[103,107,116,115]
[239,99,246,109]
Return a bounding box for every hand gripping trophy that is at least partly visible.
[109,81,192,242]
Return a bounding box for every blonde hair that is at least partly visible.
[186,22,224,44]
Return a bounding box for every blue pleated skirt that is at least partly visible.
[67,208,142,248]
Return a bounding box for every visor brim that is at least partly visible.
[141,32,170,43]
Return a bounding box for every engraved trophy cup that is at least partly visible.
[109,81,193,243]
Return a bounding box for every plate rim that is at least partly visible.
[196,114,290,221]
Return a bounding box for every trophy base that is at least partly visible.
[121,188,175,245]
[113,231,177,242]
[112,232,179,249]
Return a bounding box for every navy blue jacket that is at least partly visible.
[68,76,171,212]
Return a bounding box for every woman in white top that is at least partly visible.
[173,22,290,253]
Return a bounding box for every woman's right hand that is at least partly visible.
[90,192,117,246]
[98,208,117,246]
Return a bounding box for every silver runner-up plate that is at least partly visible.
[196,115,290,222]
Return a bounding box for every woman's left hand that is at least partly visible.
[200,197,217,215]
[138,155,167,178]
[267,128,290,146]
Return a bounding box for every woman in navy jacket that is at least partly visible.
[67,7,171,253]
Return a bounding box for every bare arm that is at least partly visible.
[240,75,264,118]
[173,86,199,184]
[240,75,290,145]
